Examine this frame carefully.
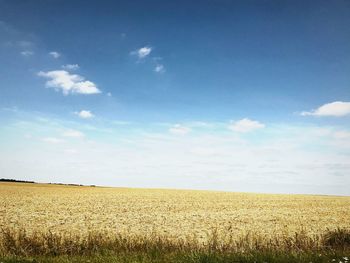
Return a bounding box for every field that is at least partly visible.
[1,182,350,262]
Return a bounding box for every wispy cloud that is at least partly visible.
[169,124,192,135]
[64,148,78,154]
[62,64,79,71]
[229,118,265,133]
[20,50,33,56]
[333,130,350,140]
[75,110,94,119]
[49,51,60,58]
[1,106,18,112]
[38,70,101,95]
[301,101,350,117]
[131,46,152,59]
[184,121,214,128]
[17,40,33,48]
[62,130,84,138]
[154,64,165,73]
[111,120,131,125]
[41,137,64,144]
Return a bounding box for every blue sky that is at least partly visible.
[0,0,350,195]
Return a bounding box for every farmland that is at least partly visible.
[0,182,350,262]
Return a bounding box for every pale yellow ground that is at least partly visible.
[1,182,349,241]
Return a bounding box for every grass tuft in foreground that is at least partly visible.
[0,227,349,262]
[323,228,350,249]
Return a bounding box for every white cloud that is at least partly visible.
[38,70,101,95]
[62,64,79,70]
[132,46,152,59]
[154,64,165,73]
[42,137,64,144]
[229,118,265,133]
[62,130,84,138]
[20,50,33,56]
[169,124,191,135]
[301,101,350,117]
[76,110,94,119]
[49,51,60,58]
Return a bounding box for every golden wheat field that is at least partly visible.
[1,182,349,243]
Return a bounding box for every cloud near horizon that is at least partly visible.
[38,70,101,95]
[301,101,350,117]
[229,118,265,133]
[169,124,192,135]
[41,137,64,144]
[62,130,84,138]
[2,116,349,195]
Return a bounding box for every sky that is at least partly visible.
[0,0,349,195]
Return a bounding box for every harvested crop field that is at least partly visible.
[1,182,349,243]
